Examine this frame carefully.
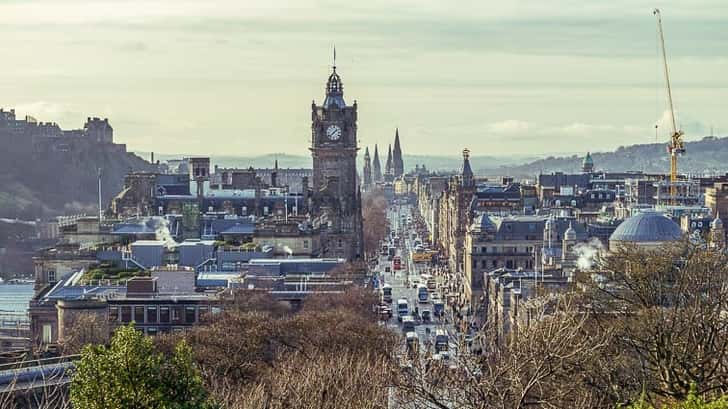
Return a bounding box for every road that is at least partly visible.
[375,201,460,358]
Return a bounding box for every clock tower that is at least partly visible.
[310,62,363,260]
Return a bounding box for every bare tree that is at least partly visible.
[586,241,728,402]
[394,294,612,409]
[362,188,389,259]
[59,312,109,355]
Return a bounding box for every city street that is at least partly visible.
[375,201,460,359]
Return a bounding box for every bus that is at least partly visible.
[402,316,416,333]
[396,299,409,321]
[417,285,428,303]
[406,332,419,356]
[433,301,445,317]
[381,284,393,303]
[435,329,449,353]
[393,256,402,270]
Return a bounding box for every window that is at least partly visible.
[492,260,497,268]
[108,306,119,322]
[198,306,209,321]
[47,271,56,283]
[172,307,183,323]
[303,240,309,249]
[160,307,170,323]
[185,307,196,324]
[242,206,247,215]
[146,306,157,323]
[481,260,487,269]
[263,206,269,215]
[42,324,52,344]
[338,239,343,248]
[506,260,514,269]
[121,306,132,323]
[134,306,145,324]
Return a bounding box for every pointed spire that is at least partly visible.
[462,148,474,188]
[372,144,382,182]
[393,128,404,177]
[385,144,393,178]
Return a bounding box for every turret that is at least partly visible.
[363,147,372,188]
[711,212,725,248]
[582,152,594,173]
[462,148,474,188]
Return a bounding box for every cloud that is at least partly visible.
[12,102,79,122]
[486,120,530,134]
[118,41,149,53]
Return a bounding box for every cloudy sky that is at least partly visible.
[1,0,726,158]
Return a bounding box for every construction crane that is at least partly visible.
[654,8,685,205]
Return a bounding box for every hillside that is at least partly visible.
[479,136,728,178]
[0,143,152,219]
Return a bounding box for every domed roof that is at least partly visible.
[323,67,346,109]
[711,213,723,229]
[610,212,682,243]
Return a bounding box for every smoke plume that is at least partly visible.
[573,238,604,271]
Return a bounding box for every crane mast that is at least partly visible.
[654,8,685,206]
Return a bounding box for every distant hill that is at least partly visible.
[478,136,728,178]
[142,152,537,174]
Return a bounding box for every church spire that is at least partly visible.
[385,144,393,180]
[393,128,404,178]
[372,144,382,182]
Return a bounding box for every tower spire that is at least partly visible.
[393,128,404,178]
[372,144,382,182]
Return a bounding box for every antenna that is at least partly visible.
[333,45,337,70]
[97,168,103,224]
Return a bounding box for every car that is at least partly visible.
[385,266,391,273]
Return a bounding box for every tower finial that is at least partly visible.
[333,45,337,70]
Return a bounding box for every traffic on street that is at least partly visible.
[371,199,478,366]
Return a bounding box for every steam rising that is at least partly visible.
[152,217,176,249]
[573,238,604,271]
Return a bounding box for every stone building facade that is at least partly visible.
[309,64,363,260]
[437,150,476,273]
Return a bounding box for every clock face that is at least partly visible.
[326,124,342,141]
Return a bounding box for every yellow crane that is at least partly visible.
[654,8,685,205]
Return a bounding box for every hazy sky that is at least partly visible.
[1,0,727,158]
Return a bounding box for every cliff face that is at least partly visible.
[0,137,152,219]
